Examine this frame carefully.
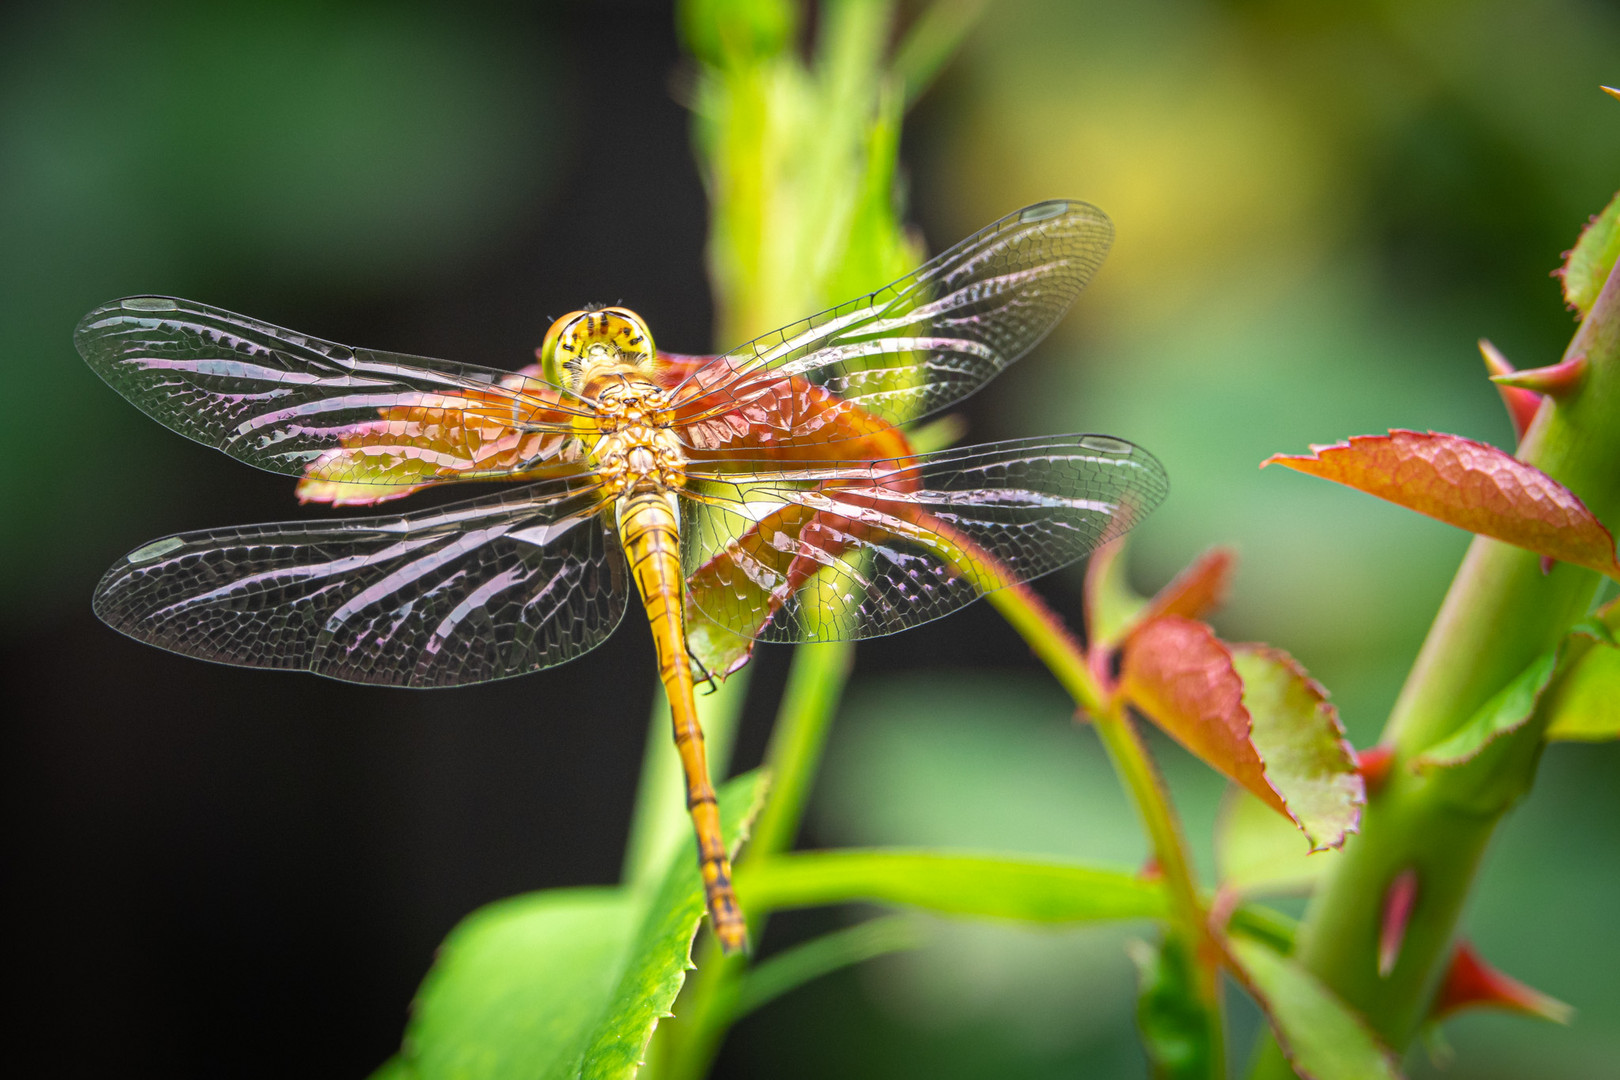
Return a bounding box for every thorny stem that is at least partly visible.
[1248,241,1620,1075]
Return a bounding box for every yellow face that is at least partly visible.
[538,306,657,391]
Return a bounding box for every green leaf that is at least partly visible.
[396,770,769,1080]
[730,915,925,1020]
[1413,647,1561,769]
[1563,189,1620,317]
[1083,539,1147,651]
[1544,634,1620,740]
[404,888,638,1080]
[1215,787,1341,897]
[367,1055,415,1080]
[1128,934,1216,1079]
[738,849,1169,923]
[579,770,769,1078]
[1119,622,1362,851]
[1226,934,1405,1080]
[1230,644,1364,851]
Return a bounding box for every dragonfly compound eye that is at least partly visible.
[539,306,657,391]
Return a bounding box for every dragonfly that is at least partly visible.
[78,200,1167,954]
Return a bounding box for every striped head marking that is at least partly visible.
[538,306,656,391]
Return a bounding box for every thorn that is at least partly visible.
[1357,745,1395,796]
[1431,940,1575,1024]
[1208,884,1241,933]
[1478,339,1542,441]
[1137,854,1162,882]
[1541,555,1556,576]
[1378,868,1419,977]
[1604,86,1620,102]
[1490,352,1588,398]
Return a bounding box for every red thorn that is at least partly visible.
[1541,555,1556,576]
[1357,745,1395,796]
[1208,884,1241,933]
[1137,855,1163,882]
[1431,940,1574,1024]
[1490,352,1588,398]
[1379,868,1419,977]
[1478,339,1542,441]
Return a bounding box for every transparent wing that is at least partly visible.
[76,296,591,483]
[670,201,1113,452]
[94,480,626,688]
[679,434,1166,646]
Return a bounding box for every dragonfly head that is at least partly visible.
[538,306,657,392]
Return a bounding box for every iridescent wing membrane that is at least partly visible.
[671,200,1113,456]
[78,297,623,686]
[680,435,1167,656]
[75,296,589,486]
[93,482,624,687]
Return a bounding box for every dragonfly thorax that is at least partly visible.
[590,419,687,497]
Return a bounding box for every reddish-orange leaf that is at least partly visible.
[1121,619,1363,850]
[1139,547,1236,626]
[1431,940,1573,1024]
[1119,618,1286,818]
[1263,430,1620,579]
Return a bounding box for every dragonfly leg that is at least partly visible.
[688,648,720,697]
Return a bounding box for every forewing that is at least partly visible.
[680,434,1166,649]
[76,297,588,483]
[94,482,626,688]
[671,201,1112,448]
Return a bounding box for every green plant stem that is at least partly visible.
[748,642,855,860]
[980,584,1203,928]
[890,0,987,104]
[981,580,1226,1071]
[1249,258,1620,1075]
[728,915,924,1021]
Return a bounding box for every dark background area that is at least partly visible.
[4,2,1619,1077]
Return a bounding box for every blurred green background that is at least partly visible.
[2,1,1617,1077]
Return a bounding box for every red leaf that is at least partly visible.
[1121,619,1362,850]
[1431,940,1573,1024]
[1139,547,1236,626]
[1120,617,1285,815]
[1263,430,1620,579]
[1084,543,1234,654]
